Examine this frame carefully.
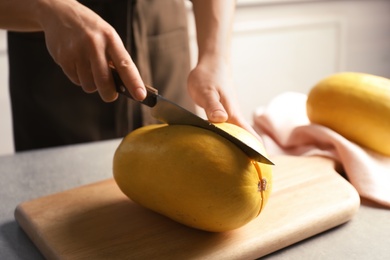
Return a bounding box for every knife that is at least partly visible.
[111,69,274,165]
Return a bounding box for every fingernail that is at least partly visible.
[210,110,228,122]
[134,87,146,101]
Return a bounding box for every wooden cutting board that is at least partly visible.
[15,156,360,260]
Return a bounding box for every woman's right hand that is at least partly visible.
[38,0,146,102]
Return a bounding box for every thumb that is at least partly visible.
[202,92,228,123]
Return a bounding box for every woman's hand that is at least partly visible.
[39,0,146,102]
[187,57,262,141]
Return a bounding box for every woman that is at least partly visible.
[0,0,255,151]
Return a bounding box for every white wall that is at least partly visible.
[0,30,13,156]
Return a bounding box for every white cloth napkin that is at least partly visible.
[253,92,390,208]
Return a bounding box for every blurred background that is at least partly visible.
[1,0,390,156]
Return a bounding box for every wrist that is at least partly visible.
[36,0,80,31]
[34,0,57,30]
[197,51,232,73]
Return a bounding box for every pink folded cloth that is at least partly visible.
[253,92,390,208]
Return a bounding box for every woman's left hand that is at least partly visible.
[187,58,262,141]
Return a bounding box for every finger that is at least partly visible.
[107,39,146,101]
[216,92,264,143]
[91,50,118,102]
[200,90,228,123]
[77,62,98,94]
[206,101,228,123]
[59,58,96,94]
[60,63,82,86]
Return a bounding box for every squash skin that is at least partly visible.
[113,123,272,232]
[306,72,390,156]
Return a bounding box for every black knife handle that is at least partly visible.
[111,67,158,107]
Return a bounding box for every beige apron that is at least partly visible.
[132,0,196,126]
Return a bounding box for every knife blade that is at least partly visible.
[111,69,274,165]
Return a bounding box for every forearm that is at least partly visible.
[0,0,47,31]
[191,0,235,64]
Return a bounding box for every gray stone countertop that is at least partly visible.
[0,139,389,259]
